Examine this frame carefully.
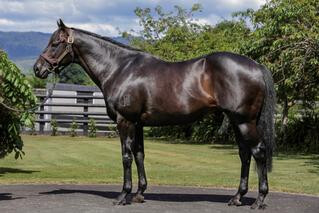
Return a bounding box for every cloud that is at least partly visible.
[0,0,265,36]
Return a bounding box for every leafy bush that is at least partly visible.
[147,125,191,139]
[50,119,58,136]
[0,50,37,158]
[70,119,78,137]
[191,113,234,144]
[147,113,234,144]
[88,118,97,138]
[276,111,319,152]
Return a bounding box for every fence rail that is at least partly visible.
[29,86,116,136]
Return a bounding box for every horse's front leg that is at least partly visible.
[113,117,135,205]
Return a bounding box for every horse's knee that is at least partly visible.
[122,154,133,166]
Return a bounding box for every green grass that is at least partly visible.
[0,135,318,195]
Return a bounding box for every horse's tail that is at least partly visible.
[258,66,276,172]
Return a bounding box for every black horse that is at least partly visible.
[34,20,276,209]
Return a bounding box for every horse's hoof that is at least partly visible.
[251,201,267,210]
[132,194,145,203]
[228,197,242,206]
[113,198,127,206]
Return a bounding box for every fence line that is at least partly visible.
[27,84,116,136]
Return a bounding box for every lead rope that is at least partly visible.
[0,72,59,113]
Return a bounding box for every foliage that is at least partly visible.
[125,4,249,143]
[88,118,97,138]
[59,63,94,85]
[191,113,235,144]
[276,111,319,152]
[50,119,58,136]
[236,0,319,142]
[0,50,37,158]
[25,70,47,88]
[126,5,249,61]
[70,119,78,137]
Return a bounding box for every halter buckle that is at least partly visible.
[67,36,74,44]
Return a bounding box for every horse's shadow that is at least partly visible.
[40,189,255,206]
[0,167,39,176]
[0,193,24,201]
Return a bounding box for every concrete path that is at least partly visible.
[0,185,318,213]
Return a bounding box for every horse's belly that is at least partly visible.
[140,108,209,126]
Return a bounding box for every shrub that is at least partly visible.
[70,119,78,137]
[276,111,319,152]
[0,50,37,159]
[88,118,96,138]
[147,113,234,144]
[191,113,234,144]
[50,119,58,136]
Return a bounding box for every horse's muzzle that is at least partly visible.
[33,61,50,79]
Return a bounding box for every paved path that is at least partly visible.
[0,185,318,213]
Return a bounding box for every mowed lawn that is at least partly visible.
[0,135,318,195]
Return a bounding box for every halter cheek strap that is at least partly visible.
[40,29,74,72]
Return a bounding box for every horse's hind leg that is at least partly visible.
[132,124,147,203]
[228,124,252,206]
[228,120,269,209]
[251,142,269,209]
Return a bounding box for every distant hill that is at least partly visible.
[0,31,51,60]
[0,31,129,72]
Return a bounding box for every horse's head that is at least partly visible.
[34,19,74,79]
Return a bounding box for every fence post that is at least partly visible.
[39,96,45,134]
[83,98,89,136]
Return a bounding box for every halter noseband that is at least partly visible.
[40,29,74,72]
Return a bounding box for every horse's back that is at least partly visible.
[110,51,266,125]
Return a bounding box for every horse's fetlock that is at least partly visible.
[123,182,132,193]
[259,182,268,195]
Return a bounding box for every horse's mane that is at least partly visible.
[71,27,143,52]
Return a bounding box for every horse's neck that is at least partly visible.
[74,32,133,89]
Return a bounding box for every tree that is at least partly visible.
[236,0,319,142]
[59,63,94,85]
[0,50,37,158]
[126,5,249,61]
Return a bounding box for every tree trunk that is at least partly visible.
[281,98,289,144]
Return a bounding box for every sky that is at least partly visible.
[0,0,266,36]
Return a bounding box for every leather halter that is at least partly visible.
[40,29,74,72]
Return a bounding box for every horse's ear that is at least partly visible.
[57,19,67,29]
